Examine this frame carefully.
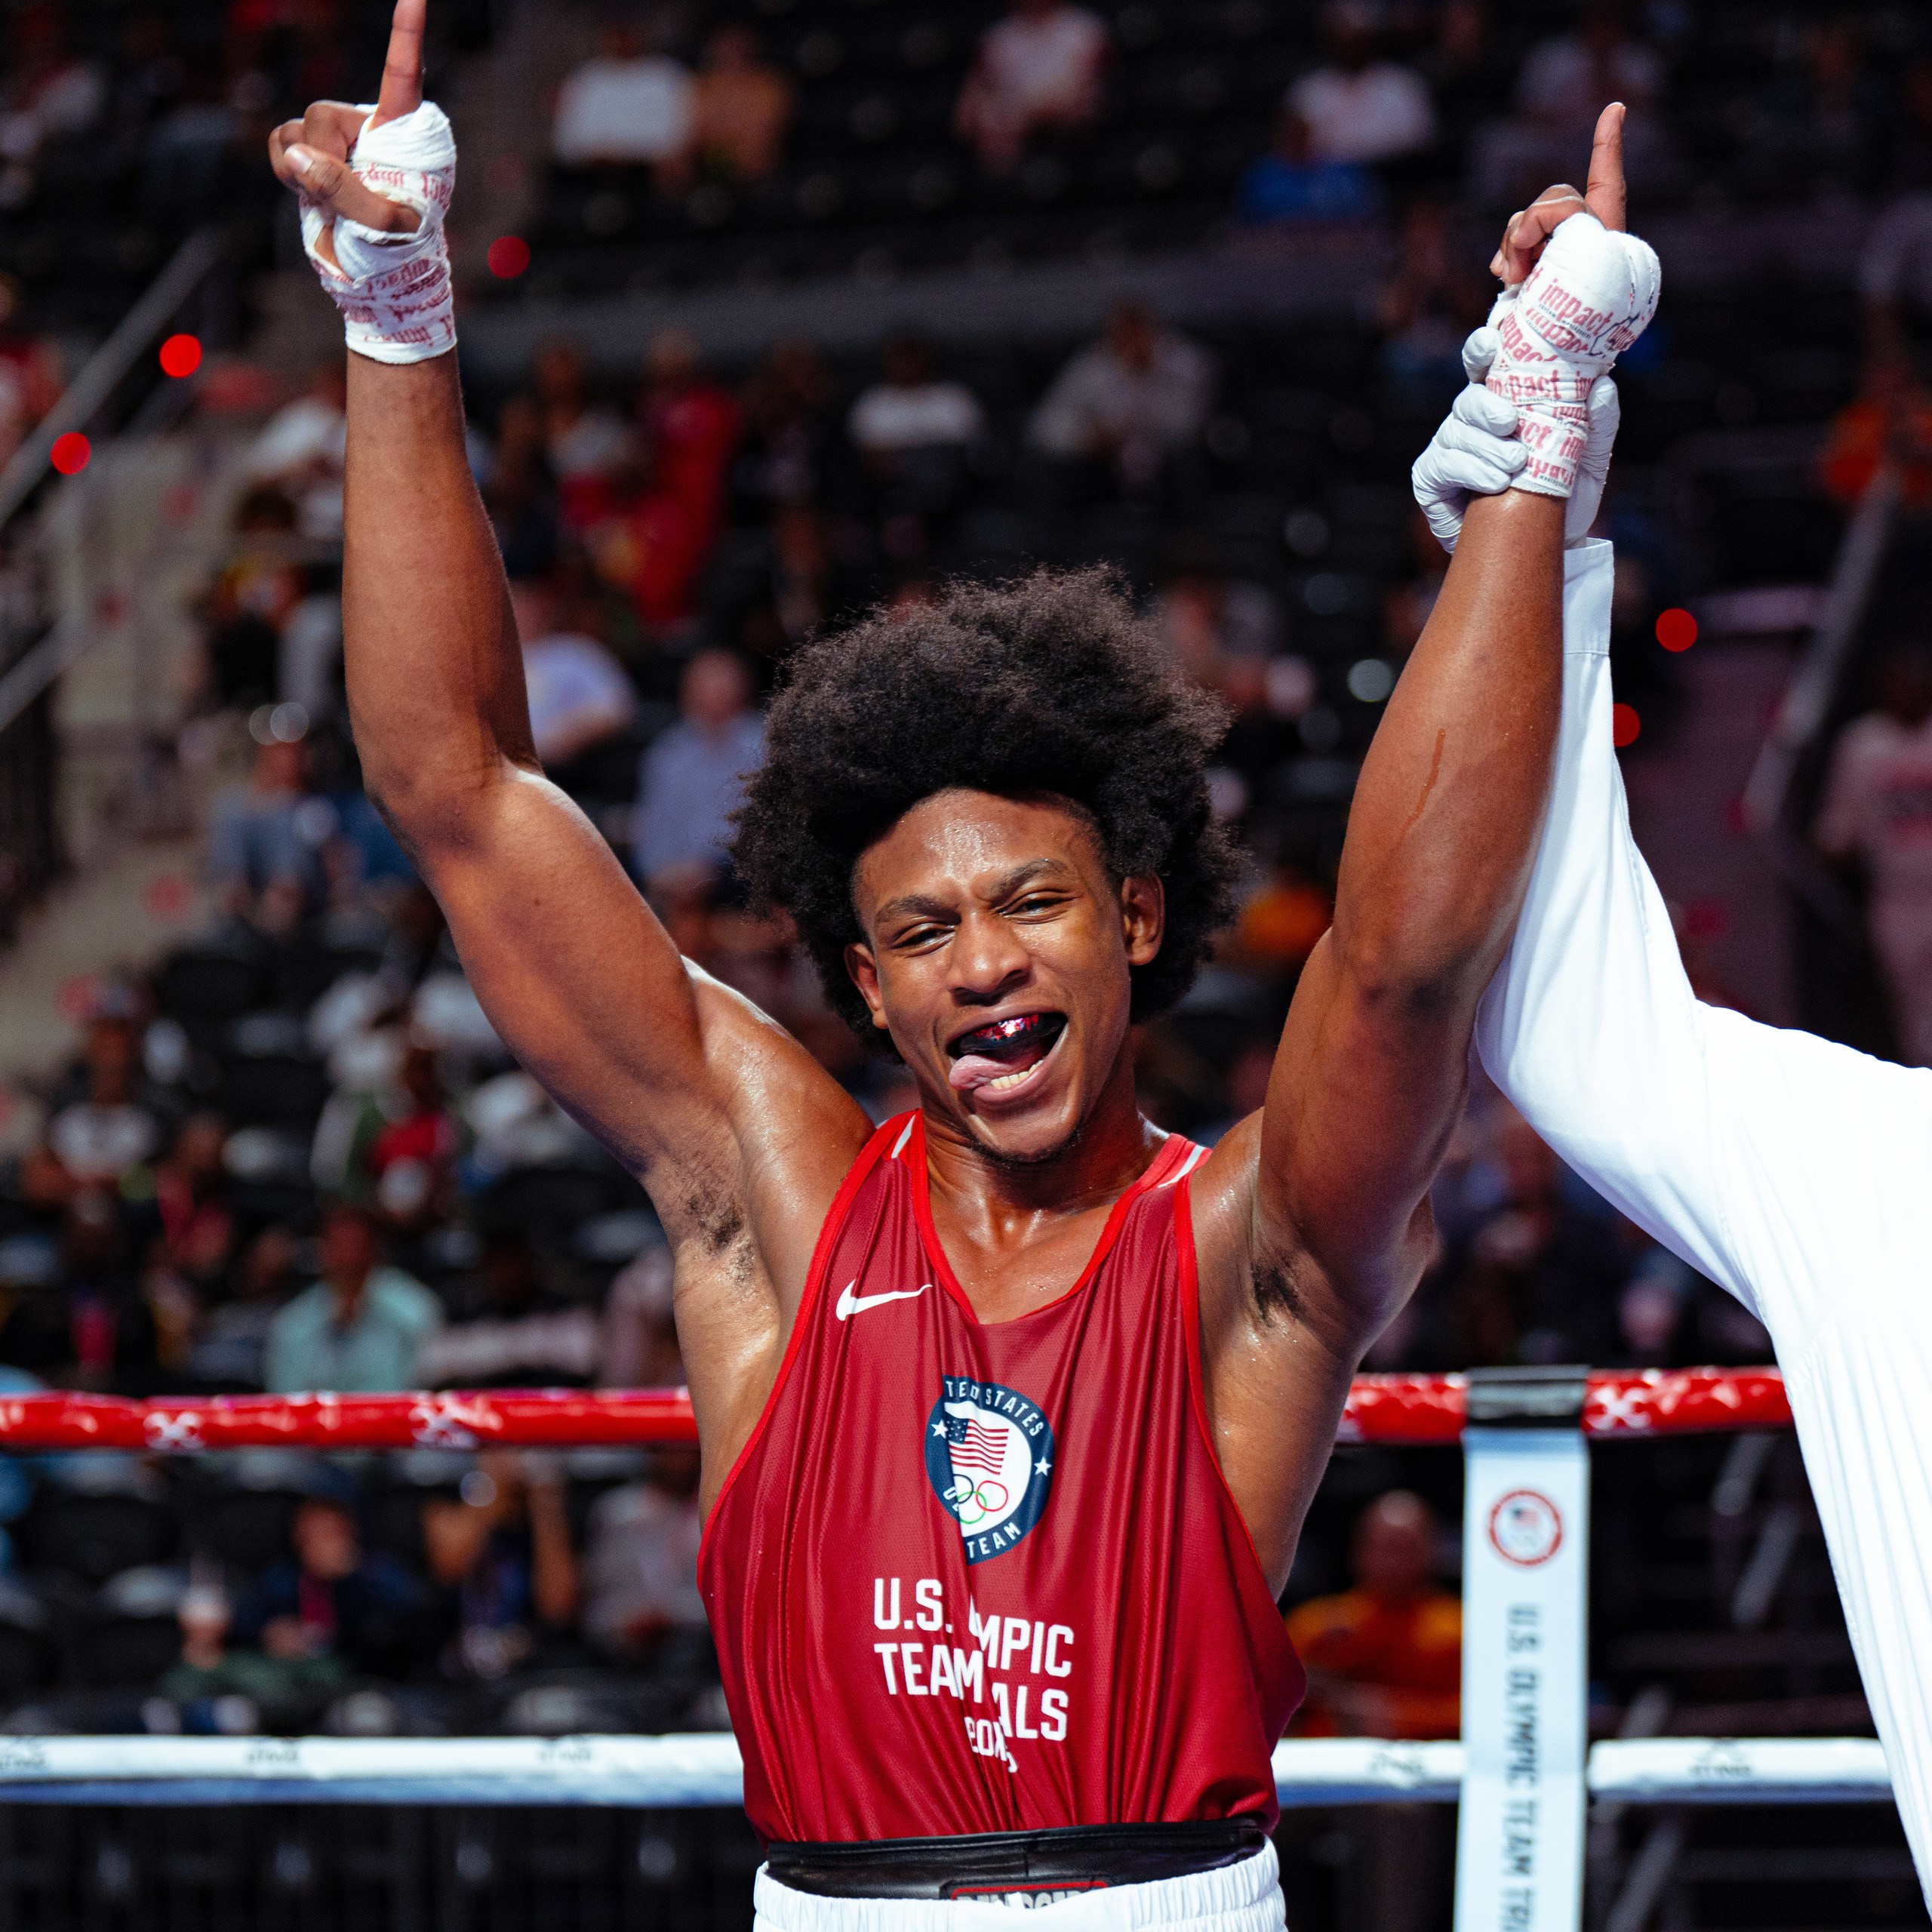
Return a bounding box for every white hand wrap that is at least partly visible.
[1484,211,1658,497]
[1414,328,1622,552]
[300,101,457,365]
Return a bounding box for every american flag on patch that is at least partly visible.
[946,1414,1010,1477]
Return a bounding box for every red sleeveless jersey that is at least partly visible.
[698,1112,1305,1844]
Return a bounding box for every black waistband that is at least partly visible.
[764,1817,1267,1900]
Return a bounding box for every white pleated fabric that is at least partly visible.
[752,1841,1286,1931]
[1478,538,1932,1906]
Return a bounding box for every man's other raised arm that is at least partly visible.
[268,7,867,1217]
[1475,548,1932,1322]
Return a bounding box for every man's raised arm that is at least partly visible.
[266,3,867,1244]
[1194,113,1660,1586]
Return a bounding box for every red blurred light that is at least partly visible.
[49,432,90,475]
[1655,607,1698,653]
[1612,702,1641,748]
[158,333,203,379]
[488,235,531,279]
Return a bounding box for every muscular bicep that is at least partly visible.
[414,766,721,1169]
[414,764,867,1222]
[1189,1121,1422,1592]
[1255,931,1460,1321]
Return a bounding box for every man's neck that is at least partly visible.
[327,1272,371,1324]
[919,1045,1164,1251]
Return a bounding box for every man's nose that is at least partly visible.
[949,909,1030,1004]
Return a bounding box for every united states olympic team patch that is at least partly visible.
[924,1376,1054,1564]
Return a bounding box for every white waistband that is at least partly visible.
[753,1840,1285,1932]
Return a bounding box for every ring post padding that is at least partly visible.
[1455,1368,1591,1932]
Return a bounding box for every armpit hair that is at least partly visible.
[679,1174,746,1260]
[1248,1242,1311,1327]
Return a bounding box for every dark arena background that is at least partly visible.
[0,0,1924,1927]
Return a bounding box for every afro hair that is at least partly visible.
[731,568,1244,1044]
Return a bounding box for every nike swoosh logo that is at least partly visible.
[835,1281,932,1321]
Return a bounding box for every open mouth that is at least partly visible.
[946,1011,1069,1097]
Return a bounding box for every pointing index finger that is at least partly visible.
[1585,101,1627,232]
[370,0,425,130]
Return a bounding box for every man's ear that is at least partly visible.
[845,943,893,1031]
[1121,875,1164,968]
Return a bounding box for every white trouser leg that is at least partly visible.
[752,1841,1286,1932]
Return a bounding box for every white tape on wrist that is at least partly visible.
[1485,211,1658,498]
[301,101,457,366]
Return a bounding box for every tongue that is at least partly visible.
[949,1047,1041,1093]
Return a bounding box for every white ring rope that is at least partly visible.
[0,1735,1888,1808]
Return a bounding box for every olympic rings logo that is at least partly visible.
[949,1477,1011,1526]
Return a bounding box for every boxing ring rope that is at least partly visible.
[0,1365,1886,1932]
[0,1366,1792,1454]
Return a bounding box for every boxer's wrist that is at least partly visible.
[1484,212,1659,499]
[303,100,457,365]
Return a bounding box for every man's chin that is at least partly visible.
[961,1094,1087,1170]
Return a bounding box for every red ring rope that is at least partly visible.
[0,1369,1790,1454]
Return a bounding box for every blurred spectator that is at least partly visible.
[1234,862,1334,975]
[1285,2,1436,167]
[1856,162,1932,381]
[0,5,106,196]
[531,340,631,532]
[509,577,635,771]
[1029,303,1213,497]
[849,334,986,543]
[152,1113,232,1273]
[0,275,59,468]
[955,0,1108,174]
[641,328,740,524]
[582,1447,706,1660]
[1474,0,1667,205]
[1153,540,1281,691]
[1817,349,1932,509]
[423,1451,579,1680]
[263,1200,441,1394]
[0,1189,159,1394]
[236,1487,437,1680]
[633,649,764,897]
[482,393,561,583]
[1287,1491,1460,1737]
[1285,1490,1459,1932]
[159,1574,337,1735]
[24,1006,162,1205]
[1438,1110,1624,1367]
[208,734,322,936]
[1379,196,1492,391]
[603,1238,681,1388]
[1236,107,1382,226]
[1890,51,1932,197]
[241,361,347,539]
[593,331,739,635]
[1737,20,1885,203]
[848,335,986,461]
[691,24,793,183]
[417,1230,602,1389]
[363,1039,462,1232]
[734,339,835,519]
[1817,646,1932,1066]
[186,1224,297,1391]
[552,20,695,187]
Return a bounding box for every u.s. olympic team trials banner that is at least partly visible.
[1454,1427,1590,1932]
